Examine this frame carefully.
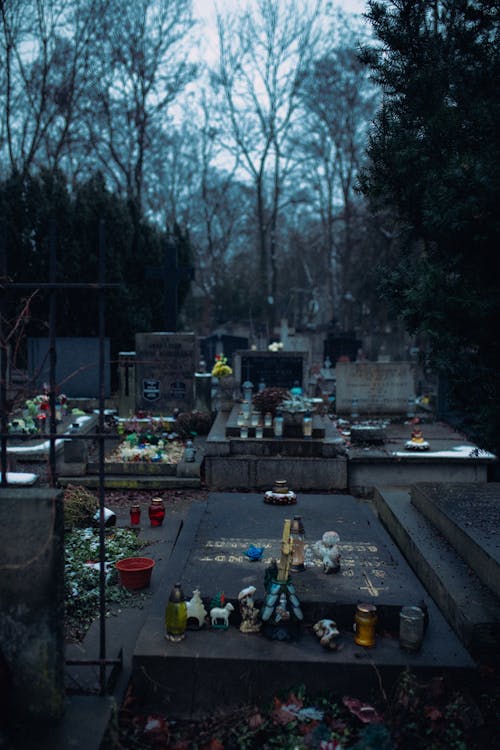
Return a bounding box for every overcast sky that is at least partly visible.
[193,0,367,23]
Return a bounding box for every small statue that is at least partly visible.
[313,619,340,650]
[209,602,234,629]
[186,588,207,629]
[238,586,261,633]
[314,531,341,573]
[405,426,430,451]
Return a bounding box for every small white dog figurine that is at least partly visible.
[313,531,341,573]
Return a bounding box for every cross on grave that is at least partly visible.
[145,237,194,331]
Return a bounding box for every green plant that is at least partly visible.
[65,527,148,641]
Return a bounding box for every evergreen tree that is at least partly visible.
[360,0,500,453]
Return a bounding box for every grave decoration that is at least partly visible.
[313,531,341,574]
[186,589,207,630]
[313,619,340,650]
[405,426,430,451]
[353,603,377,648]
[165,583,188,642]
[264,479,297,505]
[238,586,261,634]
[260,519,304,641]
[212,354,237,410]
[110,410,210,465]
[209,600,234,630]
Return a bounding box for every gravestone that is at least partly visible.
[335,361,415,415]
[201,334,249,369]
[233,350,306,391]
[135,332,197,414]
[118,351,136,417]
[28,337,111,397]
[324,334,361,364]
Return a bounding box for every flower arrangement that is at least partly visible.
[268,341,284,352]
[252,387,290,416]
[211,354,233,378]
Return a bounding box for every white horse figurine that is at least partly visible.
[209,602,234,628]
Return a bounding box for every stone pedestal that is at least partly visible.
[0,489,65,722]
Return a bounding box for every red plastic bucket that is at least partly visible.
[115,557,155,590]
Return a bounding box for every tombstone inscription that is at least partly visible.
[335,361,415,415]
[135,332,197,414]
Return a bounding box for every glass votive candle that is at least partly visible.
[148,497,165,527]
[240,426,248,439]
[237,411,246,426]
[399,606,425,651]
[255,425,263,439]
[264,412,273,428]
[273,412,284,437]
[251,411,259,427]
[130,504,141,525]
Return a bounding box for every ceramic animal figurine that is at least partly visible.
[238,586,261,633]
[210,602,234,629]
[313,619,340,650]
[314,531,341,573]
[186,588,207,629]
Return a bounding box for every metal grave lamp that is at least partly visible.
[260,519,304,641]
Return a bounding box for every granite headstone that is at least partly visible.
[135,332,197,414]
[335,361,415,415]
[233,350,306,391]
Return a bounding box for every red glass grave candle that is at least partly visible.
[130,504,141,526]
[148,497,165,527]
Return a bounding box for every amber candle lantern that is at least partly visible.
[354,603,377,647]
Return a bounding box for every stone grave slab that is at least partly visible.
[132,493,474,717]
[335,361,415,414]
[233,350,306,391]
[135,332,197,414]
[411,483,500,599]
[180,493,433,622]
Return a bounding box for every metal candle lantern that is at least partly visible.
[399,606,425,651]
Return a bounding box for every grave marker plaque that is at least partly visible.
[335,361,415,414]
[135,332,197,414]
[233,350,306,390]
